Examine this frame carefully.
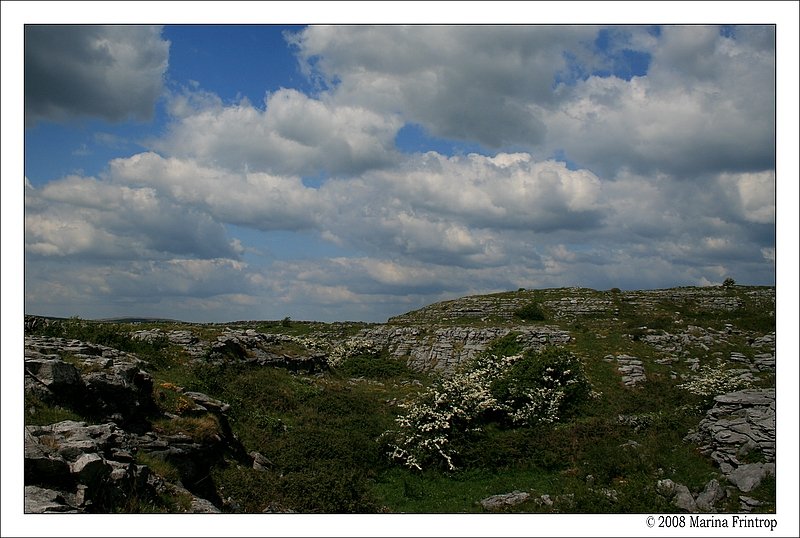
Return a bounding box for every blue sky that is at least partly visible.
[8,7,796,325]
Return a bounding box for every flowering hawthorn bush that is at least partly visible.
[384,346,590,471]
[491,346,591,426]
[279,334,381,369]
[326,337,382,368]
[677,359,754,400]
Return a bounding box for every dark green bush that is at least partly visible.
[280,465,380,512]
[483,332,524,358]
[458,424,570,472]
[210,464,277,513]
[491,347,591,422]
[337,354,411,379]
[513,302,546,321]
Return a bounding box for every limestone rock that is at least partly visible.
[656,479,697,512]
[25,336,155,425]
[184,391,231,414]
[24,358,84,393]
[70,453,109,486]
[250,450,273,471]
[673,487,697,513]
[686,389,775,477]
[605,354,646,386]
[684,389,775,495]
[694,479,726,512]
[24,486,77,513]
[726,463,775,493]
[480,490,530,510]
[656,478,677,497]
[362,325,570,375]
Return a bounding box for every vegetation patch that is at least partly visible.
[24,392,85,426]
[513,302,546,321]
[335,353,411,379]
[151,414,222,444]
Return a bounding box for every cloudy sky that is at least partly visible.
[9,7,793,323]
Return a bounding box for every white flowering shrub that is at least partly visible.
[326,337,381,368]
[384,346,590,471]
[386,353,520,470]
[278,334,382,370]
[491,347,591,426]
[678,360,754,400]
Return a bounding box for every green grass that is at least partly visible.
[24,392,85,426]
[373,466,559,512]
[335,352,413,380]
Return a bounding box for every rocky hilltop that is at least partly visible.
[23,284,777,514]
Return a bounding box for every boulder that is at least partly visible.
[480,490,530,511]
[70,453,109,486]
[726,463,775,493]
[656,479,697,512]
[695,479,726,512]
[24,486,77,513]
[685,388,775,491]
[24,337,156,425]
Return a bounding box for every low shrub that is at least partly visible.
[279,465,380,513]
[513,302,546,321]
[210,464,278,513]
[483,332,524,358]
[153,383,195,415]
[491,347,592,425]
[677,359,754,406]
[336,354,411,379]
[24,390,87,426]
[136,452,181,484]
[325,337,383,368]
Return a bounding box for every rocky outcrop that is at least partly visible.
[23,335,248,513]
[208,329,325,370]
[25,336,155,427]
[361,325,571,374]
[480,490,530,510]
[656,478,728,513]
[684,389,776,492]
[604,354,646,386]
[544,295,615,320]
[623,287,753,313]
[133,328,329,371]
[132,328,206,359]
[23,418,235,513]
[22,285,776,513]
[25,420,150,512]
[388,294,533,324]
